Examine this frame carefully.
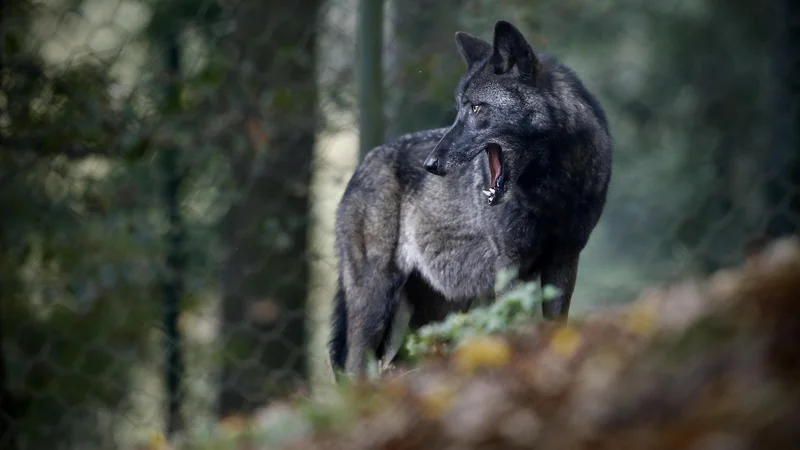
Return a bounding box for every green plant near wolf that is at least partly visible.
[330,20,613,378]
[404,269,560,359]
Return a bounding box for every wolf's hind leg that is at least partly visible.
[343,271,406,378]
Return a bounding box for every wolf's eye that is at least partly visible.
[471,104,481,114]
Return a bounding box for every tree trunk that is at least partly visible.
[216,0,320,417]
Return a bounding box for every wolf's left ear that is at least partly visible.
[491,20,540,80]
[455,31,492,70]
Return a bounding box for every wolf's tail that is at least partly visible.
[328,279,348,372]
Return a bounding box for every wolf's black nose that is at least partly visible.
[423,157,441,175]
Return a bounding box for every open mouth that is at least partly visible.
[481,144,505,205]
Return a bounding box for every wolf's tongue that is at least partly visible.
[488,145,502,189]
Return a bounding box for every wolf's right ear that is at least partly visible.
[491,20,540,80]
[455,32,492,70]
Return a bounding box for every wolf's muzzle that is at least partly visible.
[423,156,443,175]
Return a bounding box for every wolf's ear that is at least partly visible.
[491,20,539,80]
[455,31,492,70]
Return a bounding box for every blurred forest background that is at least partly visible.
[1,0,798,449]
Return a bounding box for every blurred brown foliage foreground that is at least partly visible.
[272,236,800,450]
[161,236,800,450]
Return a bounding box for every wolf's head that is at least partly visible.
[423,20,599,206]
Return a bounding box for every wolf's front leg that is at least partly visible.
[540,252,580,320]
[343,273,406,378]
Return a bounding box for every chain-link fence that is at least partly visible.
[1,0,797,448]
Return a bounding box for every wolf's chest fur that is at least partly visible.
[395,162,543,302]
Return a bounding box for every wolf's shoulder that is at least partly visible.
[360,127,445,162]
[383,127,448,150]
[344,127,446,194]
[361,127,447,171]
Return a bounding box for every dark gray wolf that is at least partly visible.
[329,20,613,377]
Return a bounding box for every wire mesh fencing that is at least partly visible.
[0,0,796,449]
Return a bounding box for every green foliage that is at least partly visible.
[404,267,560,359]
[0,1,219,447]
[1,111,166,446]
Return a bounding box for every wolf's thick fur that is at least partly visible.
[330,20,613,377]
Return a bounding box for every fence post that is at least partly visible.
[357,0,385,160]
[162,30,186,438]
